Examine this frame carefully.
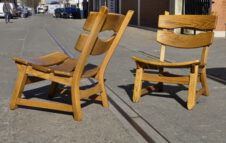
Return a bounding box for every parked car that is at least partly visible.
[21,8,29,18]
[14,7,22,17]
[37,7,45,14]
[37,5,47,14]
[54,7,81,19]
[54,8,64,18]
[26,7,34,16]
[62,7,81,19]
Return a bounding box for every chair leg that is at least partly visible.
[10,65,28,110]
[157,82,164,92]
[133,68,143,103]
[99,79,109,108]
[71,87,82,121]
[48,82,58,98]
[200,67,210,96]
[187,65,198,110]
[158,68,164,92]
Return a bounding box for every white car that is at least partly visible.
[37,7,45,14]
[37,5,47,14]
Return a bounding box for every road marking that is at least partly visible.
[45,26,74,58]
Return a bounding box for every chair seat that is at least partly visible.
[13,52,99,78]
[13,52,69,66]
[132,56,200,68]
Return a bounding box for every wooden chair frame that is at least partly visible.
[132,11,217,110]
[10,7,134,121]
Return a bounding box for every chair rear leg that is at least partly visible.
[158,68,164,92]
[133,68,143,103]
[157,82,164,92]
[10,65,28,110]
[71,87,82,121]
[187,65,198,110]
[200,68,210,96]
[48,82,58,98]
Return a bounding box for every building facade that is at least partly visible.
[89,0,170,28]
[84,0,226,37]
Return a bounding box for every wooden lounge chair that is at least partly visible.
[10,7,134,121]
[132,11,217,110]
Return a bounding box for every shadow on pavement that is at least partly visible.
[119,83,188,109]
[119,69,190,108]
[20,84,102,115]
[207,68,226,85]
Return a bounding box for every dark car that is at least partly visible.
[14,7,22,17]
[21,8,29,18]
[62,7,81,19]
[54,8,64,18]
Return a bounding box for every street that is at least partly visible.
[0,15,226,143]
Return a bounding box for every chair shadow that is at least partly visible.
[21,84,102,115]
[118,83,188,109]
[119,69,190,109]
[207,67,226,85]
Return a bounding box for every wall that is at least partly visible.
[212,0,226,37]
[121,0,138,25]
[140,0,169,28]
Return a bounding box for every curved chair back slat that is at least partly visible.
[75,34,115,55]
[90,36,115,55]
[158,15,217,30]
[101,14,125,32]
[157,30,214,48]
[83,12,125,32]
[83,12,98,31]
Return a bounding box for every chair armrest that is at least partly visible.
[12,57,29,65]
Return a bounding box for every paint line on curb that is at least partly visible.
[45,26,74,58]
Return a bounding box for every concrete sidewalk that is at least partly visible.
[0,15,226,143]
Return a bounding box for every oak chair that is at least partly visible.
[132,11,217,110]
[10,7,134,121]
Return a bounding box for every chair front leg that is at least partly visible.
[133,67,143,103]
[99,77,109,108]
[187,65,199,110]
[10,64,28,110]
[71,85,82,121]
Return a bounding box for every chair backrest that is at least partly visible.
[72,7,134,81]
[156,11,217,64]
[75,12,126,55]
